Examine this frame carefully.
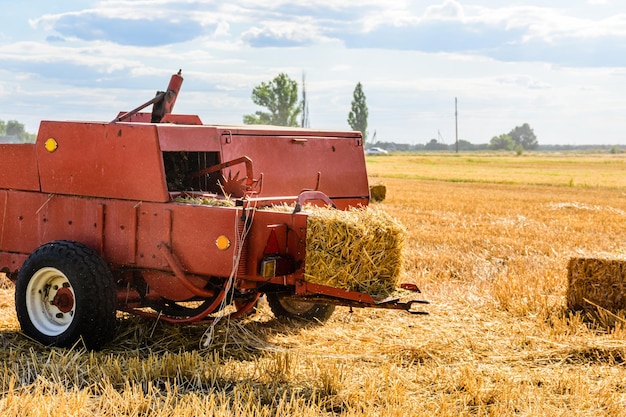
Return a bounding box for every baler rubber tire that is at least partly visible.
[15,240,117,350]
[266,293,334,323]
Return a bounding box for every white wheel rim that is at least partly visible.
[25,267,76,336]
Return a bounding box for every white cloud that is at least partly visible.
[424,0,465,20]
[2,1,626,145]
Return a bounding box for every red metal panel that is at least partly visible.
[156,124,221,151]
[0,191,46,254]
[0,144,40,191]
[167,204,241,277]
[220,131,369,201]
[0,191,112,264]
[101,200,139,265]
[34,194,101,250]
[132,202,238,277]
[1,192,140,269]
[36,121,169,202]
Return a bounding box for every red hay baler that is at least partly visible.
[0,71,427,349]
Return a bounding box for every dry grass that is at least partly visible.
[1,153,626,416]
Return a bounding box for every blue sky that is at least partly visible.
[1,0,625,145]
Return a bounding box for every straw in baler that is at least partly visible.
[567,257,626,314]
[304,207,406,297]
[174,195,236,207]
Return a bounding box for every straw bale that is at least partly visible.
[369,184,386,202]
[567,257,626,313]
[304,206,405,297]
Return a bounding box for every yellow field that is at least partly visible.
[367,152,626,188]
[1,153,626,416]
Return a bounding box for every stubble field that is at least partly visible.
[1,152,626,416]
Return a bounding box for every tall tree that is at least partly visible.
[243,73,301,127]
[348,82,368,141]
[509,123,538,150]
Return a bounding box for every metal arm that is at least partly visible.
[113,70,184,123]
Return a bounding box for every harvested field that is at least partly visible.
[1,152,626,416]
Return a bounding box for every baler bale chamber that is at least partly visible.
[0,71,427,349]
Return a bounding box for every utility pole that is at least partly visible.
[301,72,309,128]
[455,97,459,153]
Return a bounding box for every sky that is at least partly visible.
[1,0,625,146]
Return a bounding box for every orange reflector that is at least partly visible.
[215,235,231,251]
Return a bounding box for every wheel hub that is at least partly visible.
[51,286,74,313]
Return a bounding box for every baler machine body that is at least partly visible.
[0,72,425,348]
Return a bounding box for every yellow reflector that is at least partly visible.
[215,235,231,251]
[44,138,58,152]
[261,259,276,278]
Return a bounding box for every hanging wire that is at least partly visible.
[202,199,258,348]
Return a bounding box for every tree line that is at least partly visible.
[0,119,36,142]
[243,73,369,142]
[242,73,544,152]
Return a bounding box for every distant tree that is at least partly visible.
[7,120,27,138]
[509,123,538,150]
[243,73,301,127]
[424,138,448,151]
[0,119,35,142]
[489,134,515,150]
[348,82,368,142]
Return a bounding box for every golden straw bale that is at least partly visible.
[567,257,626,313]
[304,206,405,297]
[369,184,387,202]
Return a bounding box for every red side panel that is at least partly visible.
[219,130,369,203]
[133,202,240,277]
[0,191,42,254]
[36,121,169,202]
[0,143,40,191]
